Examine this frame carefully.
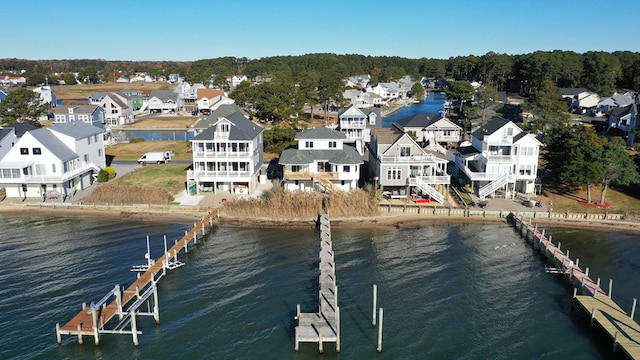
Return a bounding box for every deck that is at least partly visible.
[56,215,215,346]
[295,213,340,353]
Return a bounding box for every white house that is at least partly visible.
[342,89,384,108]
[147,90,181,113]
[229,75,248,89]
[0,122,105,200]
[279,127,363,192]
[368,127,450,203]
[196,88,232,113]
[98,93,134,126]
[597,94,635,113]
[187,111,264,195]
[336,105,381,154]
[32,85,57,107]
[608,104,638,146]
[52,105,106,128]
[392,112,462,151]
[453,117,543,199]
[344,74,370,89]
[371,83,401,101]
[560,87,600,114]
[191,104,250,134]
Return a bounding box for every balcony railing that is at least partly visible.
[283,171,313,180]
[380,154,437,163]
[484,154,515,163]
[408,175,450,185]
[11,164,101,183]
[187,170,252,179]
[192,151,251,158]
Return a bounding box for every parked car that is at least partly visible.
[137,151,172,164]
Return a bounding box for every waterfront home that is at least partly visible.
[0,122,105,200]
[191,104,250,134]
[279,127,363,192]
[392,112,462,152]
[368,127,450,203]
[342,89,384,108]
[336,104,381,154]
[96,93,134,126]
[370,82,401,102]
[607,104,638,146]
[52,105,106,129]
[187,111,263,195]
[147,90,181,113]
[453,117,542,199]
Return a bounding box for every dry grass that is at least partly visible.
[222,187,380,220]
[53,82,170,100]
[106,141,192,161]
[124,117,198,128]
[538,183,640,216]
[83,164,188,205]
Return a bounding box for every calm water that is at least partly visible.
[0,215,638,360]
[382,92,447,128]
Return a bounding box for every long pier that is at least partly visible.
[55,214,215,346]
[513,213,640,359]
[295,213,340,353]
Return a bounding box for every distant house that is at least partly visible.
[336,104,381,154]
[392,113,462,151]
[229,75,248,89]
[32,85,57,107]
[0,122,105,200]
[147,90,181,113]
[453,117,542,199]
[0,76,26,85]
[342,89,384,108]
[344,74,370,89]
[187,112,264,195]
[52,105,106,128]
[279,127,363,192]
[371,82,401,101]
[196,88,230,113]
[368,127,450,203]
[98,93,134,126]
[607,104,638,146]
[116,77,130,83]
[0,127,17,160]
[560,87,600,114]
[598,94,635,114]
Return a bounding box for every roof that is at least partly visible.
[471,117,510,138]
[28,128,78,161]
[4,123,37,137]
[193,105,249,129]
[279,146,363,165]
[611,105,631,117]
[197,88,225,100]
[53,105,101,115]
[191,112,263,141]
[296,126,346,140]
[394,113,442,129]
[49,122,104,139]
[371,127,404,145]
[149,90,178,102]
[456,145,480,157]
[0,127,13,141]
[560,88,588,96]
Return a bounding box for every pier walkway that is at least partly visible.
[295,213,340,353]
[55,214,215,346]
[514,214,640,359]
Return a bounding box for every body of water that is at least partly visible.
[382,92,447,128]
[0,215,638,359]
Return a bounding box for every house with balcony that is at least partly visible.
[453,117,542,199]
[187,111,263,195]
[607,104,638,146]
[52,105,106,128]
[368,127,450,203]
[0,122,105,200]
[392,112,462,154]
[147,90,181,113]
[279,127,363,192]
[336,105,381,154]
[94,93,134,126]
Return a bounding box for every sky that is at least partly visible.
[3,0,640,61]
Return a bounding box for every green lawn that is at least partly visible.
[114,164,188,193]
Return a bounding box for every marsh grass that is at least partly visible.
[222,187,380,220]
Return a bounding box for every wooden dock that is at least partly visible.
[514,214,640,359]
[56,214,215,346]
[294,213,340,353]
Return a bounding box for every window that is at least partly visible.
[98,149,102,157]
[220,123,230,132]
[32,148,41,155]
[400,146,411,157]
[329,141,337,148]
[305,141,314,148]
[343,165,350,173]
[506,127,513,136]
[519,164,532,176]
[87,137,92,145]
[387,167,401,180]
[443,130,452,137]
[520,147,534,156]
[35,164,47,176]
[292,165,301,172]
[52,164,56,173]
[20,148,28,155]
[55,115,66,123]
[84,154,89,162]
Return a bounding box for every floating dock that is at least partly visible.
[55,214,215,346]
[295,213,340,353]
[514,213,640,359]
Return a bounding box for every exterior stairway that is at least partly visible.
[478,173,513,199]
[407,177,445,203]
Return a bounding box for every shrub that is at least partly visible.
[97,169,109,183]
[129,137,145,143]
[104,166,116,179]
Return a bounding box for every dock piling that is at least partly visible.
[77,324,83,344]
[130,308,138,346]
[55,323,61,344]
[372,284,378,327]
[613,331,619,352]
[336,306,341,353]
[631,298,637,320]
[377,307,384,353]
[608,279,613,299]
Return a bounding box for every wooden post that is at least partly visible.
[294,327,299,351]
[56,323,61,344]
[372,284,378,327]
[152,276,160,324]
[613,331,619,353]
[566,249,570,260]
[573,287,577,299]
[130,308,139,346]
[590,308,596,327]
[377,307,384,353]
[184,238,189,253]
[585,267,589,277]
[318,327,323,353]
[116,285,123,320]
[595,278,601,297]
[631,298,637,320]
[558,242,561,251]
[202,223,205,236]
[296,304,300,319]
[91,307,99,345]
[334,286,338,308]
[77,323,83,344]
[576,258,580,268]
[193,230,197,245]
[336,306,341,352]
[548,235,552,245]
[608,279,613,299]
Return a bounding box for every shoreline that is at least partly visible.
[2,203,640,233]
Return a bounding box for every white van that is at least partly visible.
[137,151,172,164]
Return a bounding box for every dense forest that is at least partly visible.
[2,50,640,96]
